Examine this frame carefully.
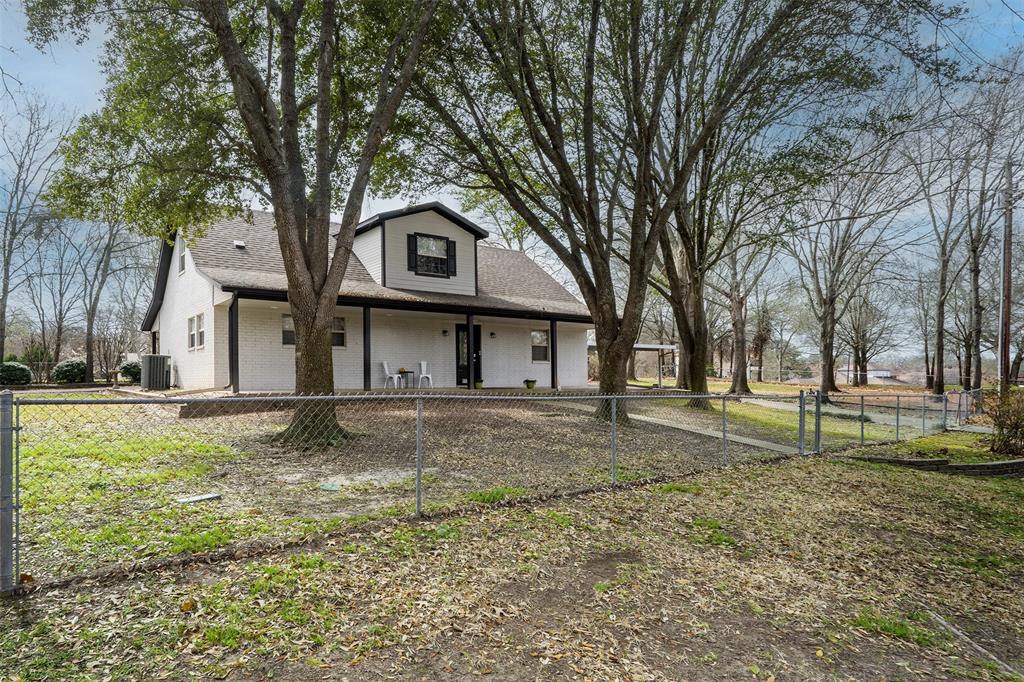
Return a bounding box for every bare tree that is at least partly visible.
[768,287,804,383]
[0,94,72,362]
[909,266,937,387]
[960,52,1024,389]
[714,238,778,394]
[25,218,83,371]
[836,283,901,386]
[73,220,139,381]
[413,0,950,398]
[787,130,919,402]
[905,97,974,394]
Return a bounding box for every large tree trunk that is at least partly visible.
[85,316,96,382]
[1010,348,1023,383]
[923,337,933,390]
[0,278,9,363]
[727,289,751,394]
[858,347,868,387]
[756,348,764,383]
[961,338,972,389]
[818,306,839,403]
[627,351,638,382]
[932,255,948,395]
[969,238,983,390]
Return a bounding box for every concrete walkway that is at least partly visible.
[950,424,994,434]
[741,397,954,431]
[560,401,800,456]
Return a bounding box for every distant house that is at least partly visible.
[836,367,898,383]
[141,203,593,392]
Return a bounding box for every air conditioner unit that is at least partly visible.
[141,354,171,391]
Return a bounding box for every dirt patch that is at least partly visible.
[18,396,771,579]
[4,459,1024,680]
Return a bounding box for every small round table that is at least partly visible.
[398,370,415,388]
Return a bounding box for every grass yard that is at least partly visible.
[628,377,936,397]
[842,431,1010,464]
[14,394,773,581]
[2,455,1022,679]
[633,395,912,449]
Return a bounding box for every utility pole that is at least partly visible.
[999,158,1013,398]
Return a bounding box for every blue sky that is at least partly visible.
[2,0,1022,216]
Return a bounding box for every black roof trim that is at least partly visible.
[353,202,489,240]
[223,286,593,324]
[141,237,176,331]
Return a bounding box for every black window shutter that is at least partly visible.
[447,240,457,276]
[407,234,417,271]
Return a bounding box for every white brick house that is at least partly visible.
[141,203,593,392]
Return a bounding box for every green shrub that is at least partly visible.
[52,358,87,384]
[991,390,1024,457]
[0,362,32,385]
[119,360,142,383]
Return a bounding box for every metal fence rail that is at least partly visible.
[0,387,983,595]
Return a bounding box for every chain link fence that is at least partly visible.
[0,387,984,594]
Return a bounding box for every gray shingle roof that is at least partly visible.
[189,210,591,320]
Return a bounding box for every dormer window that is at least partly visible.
[407,233,456,278]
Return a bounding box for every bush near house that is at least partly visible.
[52,358,88,384]
[0,361,32,385]
[120,360,142,383]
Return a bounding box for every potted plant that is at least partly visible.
[474,379,484,390]
[523,379,537,390]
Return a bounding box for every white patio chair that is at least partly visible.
[417,361,433,388]
[382,362,402,389]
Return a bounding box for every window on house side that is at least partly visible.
[531,330,549,362]
[282,314,295,345]
[195,313,204,348]
[283,314,344,346]
[332,317,345,347]
[187,314,204,350]
[178,238,186,274]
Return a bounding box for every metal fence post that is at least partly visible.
[941,392,948,431]
[860,395,865,445]
[921,394,927,436]
[1,390,14,595]
[415,398,423,516]
[814,391,822,453]
[895,395,901,441]
[721,397,728,466]
[955,392,962,426]
[798,390,806,456]
[610,397,618,485]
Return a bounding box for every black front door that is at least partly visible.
[456,324,482,386]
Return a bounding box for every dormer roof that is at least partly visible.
[353,202,489,239]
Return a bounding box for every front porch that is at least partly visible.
[223,296,591,393]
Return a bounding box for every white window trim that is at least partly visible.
[531,329,550,364]
[281,314,347,348]
[177,237,186,276]
[187,313,205,351]
[282,314,295,346]
[331,316,347,348]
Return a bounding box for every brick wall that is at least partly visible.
[846,454,1024,477]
